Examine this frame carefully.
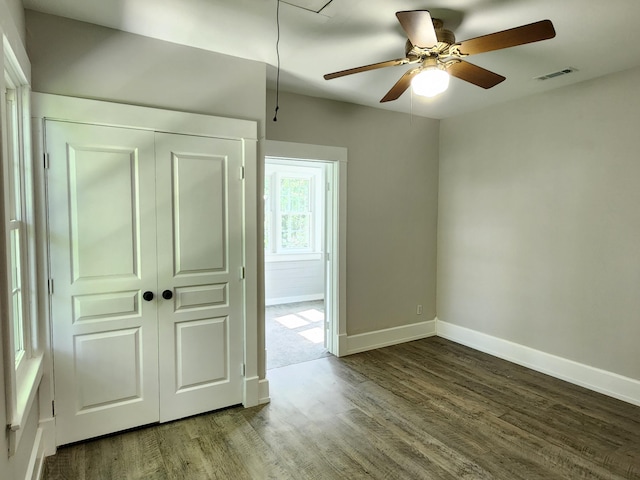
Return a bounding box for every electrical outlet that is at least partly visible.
[417,304,423,315]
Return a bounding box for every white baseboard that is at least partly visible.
[243,376,260,408]
[39,417,55,458]
[258,378,270,405]
[265,294,324,306]
[342,319,437,356]
[25,427,45,480]
[436,319,640,407]
[337,333,349,357]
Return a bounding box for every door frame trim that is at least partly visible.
[32,93,257,140]
[31,94,261,447]
[264,140,347,357]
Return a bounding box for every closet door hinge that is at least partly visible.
[44,153,50,169]
[240,266,245,280]
[240,166,245,180]
[241,364,246,376]
[48,278,54,295]
[52,401,55,416]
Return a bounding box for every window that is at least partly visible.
[5,81,29,369]
[2,38,41,453]
[264,160,324,258]
[280,175,312,250]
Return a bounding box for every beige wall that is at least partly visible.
[25,10,266,134]
[438,66,640,380]
[2,0,24,44]
[267,91,440,335]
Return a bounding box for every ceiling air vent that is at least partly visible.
[535,67,578,81]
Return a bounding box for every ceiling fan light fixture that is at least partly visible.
[411,67,449,98]
[324,12,556,104]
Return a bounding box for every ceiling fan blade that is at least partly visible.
[324,58,409,80]
[447,61,506,89]
[380,68,420,103]
[396,10,438,48]
[458,19,556,56]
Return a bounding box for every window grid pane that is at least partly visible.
[281,213,311,249]
[280,177,310,213]
[279,177,311,251]
[10,227,25,362]
[5,87,22,222]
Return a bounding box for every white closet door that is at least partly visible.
[48,122,245,446]
[47,121,160,446]
[155,132,244,422]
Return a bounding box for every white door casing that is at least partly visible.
[324,161,335,350]
[264,140,348,357]
[48,121,244,445]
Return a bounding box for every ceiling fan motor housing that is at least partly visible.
[432,19,456,45]
[405,19,455,56]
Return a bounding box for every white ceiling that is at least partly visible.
[22,0,640,119]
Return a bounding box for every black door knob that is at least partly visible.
[162,289,173,300]
[143,291,154,301]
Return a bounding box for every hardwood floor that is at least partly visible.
[44,337,640,479]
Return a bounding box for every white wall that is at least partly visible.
[438,66,640,381]
[265,259,324,305]
[267,90,440,336]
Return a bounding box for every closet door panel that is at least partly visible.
[172,153,226,273]
[155,132,244,422]
[47,121,159,446]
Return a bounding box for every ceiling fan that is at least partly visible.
[323,10,556,102]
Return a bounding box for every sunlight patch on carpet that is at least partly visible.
[276,314,309,329]
[298,309,324,323]
[299,327,324,344]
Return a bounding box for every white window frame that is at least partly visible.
[6,73,28,369]
[2,36,42,455]
[264,159,324,261]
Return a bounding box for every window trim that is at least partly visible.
[264,159,324,262]
[2,36,42,455]
[5,74,29,369]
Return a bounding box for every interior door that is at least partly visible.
[155,132,244,422]
[47,121,159,445]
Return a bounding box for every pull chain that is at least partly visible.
[273,0,281,121]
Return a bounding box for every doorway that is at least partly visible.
[264,141,347,369]
[264,158,329,369]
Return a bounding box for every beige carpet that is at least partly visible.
[265,301,330,369]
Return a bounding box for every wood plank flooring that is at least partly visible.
[44,337,640,479]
